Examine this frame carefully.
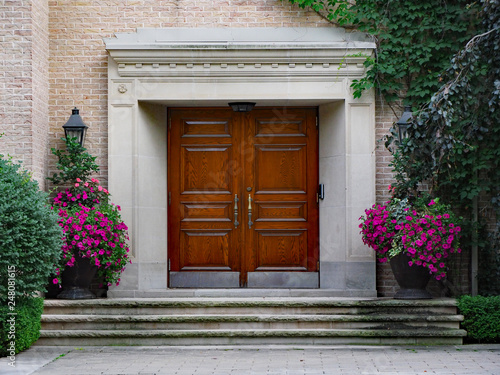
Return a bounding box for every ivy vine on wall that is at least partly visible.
[285,0,480,110]
[286,0,500,294]
[387,0,500,294]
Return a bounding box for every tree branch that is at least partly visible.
[465,27,500,50]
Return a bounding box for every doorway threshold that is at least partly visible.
[108,289,377,299]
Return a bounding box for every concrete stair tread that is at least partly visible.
[110,289,377,298]
[42,297,459,307]
[40,313,464,322]
[40,328,467,338]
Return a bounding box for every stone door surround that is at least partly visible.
[104,28,377,297]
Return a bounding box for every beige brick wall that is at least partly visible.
[375,98,397,204]
[374,98,398,296]
[1,0,33,167]
[31,0,50,189]
[47,0,328,186]
[0,0,49,186]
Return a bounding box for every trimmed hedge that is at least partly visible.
[0,297,44,357]
[457,295,500,343]
[0,157,62,301]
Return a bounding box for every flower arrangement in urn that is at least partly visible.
[359,186,462,293]
[51,178,131,289]
[48,137,130,298]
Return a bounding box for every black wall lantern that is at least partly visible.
[228,102,256,112]
[62,107,88,147]
[396,105,413,144]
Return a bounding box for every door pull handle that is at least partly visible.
[234,194,239,228]
[248,194,253,229]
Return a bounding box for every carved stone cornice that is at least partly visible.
[104,28,375,78]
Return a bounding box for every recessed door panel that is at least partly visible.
[168,107,318,288]
[255,230,307,270]
[181,146,232,194]
[254,145,306,193]
[180,230,232,270]
[255,119,306,137]
[254,202,307,222]
[182,120,231,137]
[181,202,232,222]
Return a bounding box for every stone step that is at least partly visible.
[42,298,459,316]
[40,314,463,330]
[35,328,466,346]
[109,289,372,298]
[38,298,464,346]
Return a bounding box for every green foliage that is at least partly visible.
[457,295,500,342]
[285,0,479,108]
[0,155,63,303]
[48,135,131,290]
[288,0,499,292]
[47,137,99,186]
[386,0,499,206]
[385,0,500,291]
[477,226,500,295]
[0,297,44,356]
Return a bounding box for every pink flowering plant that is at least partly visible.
[51,178,130,287]
[52,176,111,208]
[359,188,462,281]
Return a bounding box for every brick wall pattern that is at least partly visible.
[0,0,49,186]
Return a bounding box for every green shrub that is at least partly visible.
[0,157,63,301]
[47,137,99,186]
[478,228,500,296]
[0,297,44,357]
[457,295,500,343]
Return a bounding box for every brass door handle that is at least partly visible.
[234,194,239,228]
[248,194,253,229]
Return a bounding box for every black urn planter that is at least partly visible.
[57,253,98,299]
[390,253,432,299]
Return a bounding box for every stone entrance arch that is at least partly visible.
[104,28,377,297]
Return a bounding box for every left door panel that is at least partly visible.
[168,108,241,287]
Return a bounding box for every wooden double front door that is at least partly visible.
[168,107,319,288]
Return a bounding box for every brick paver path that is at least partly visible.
[2,345,499,375]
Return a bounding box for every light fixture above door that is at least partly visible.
[228,102,256,112]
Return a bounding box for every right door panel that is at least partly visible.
[243,108,319,287]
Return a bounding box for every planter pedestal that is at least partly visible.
[390,253,432,299]
[57,254,97,299]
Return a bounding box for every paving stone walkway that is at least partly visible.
[1,345,499,375]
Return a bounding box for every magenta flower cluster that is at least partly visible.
[359,194,462,280]
[358,204,396,262]
[51,179,130,287]
[53,177,109,209]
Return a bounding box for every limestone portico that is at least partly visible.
[104,28,377,297]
